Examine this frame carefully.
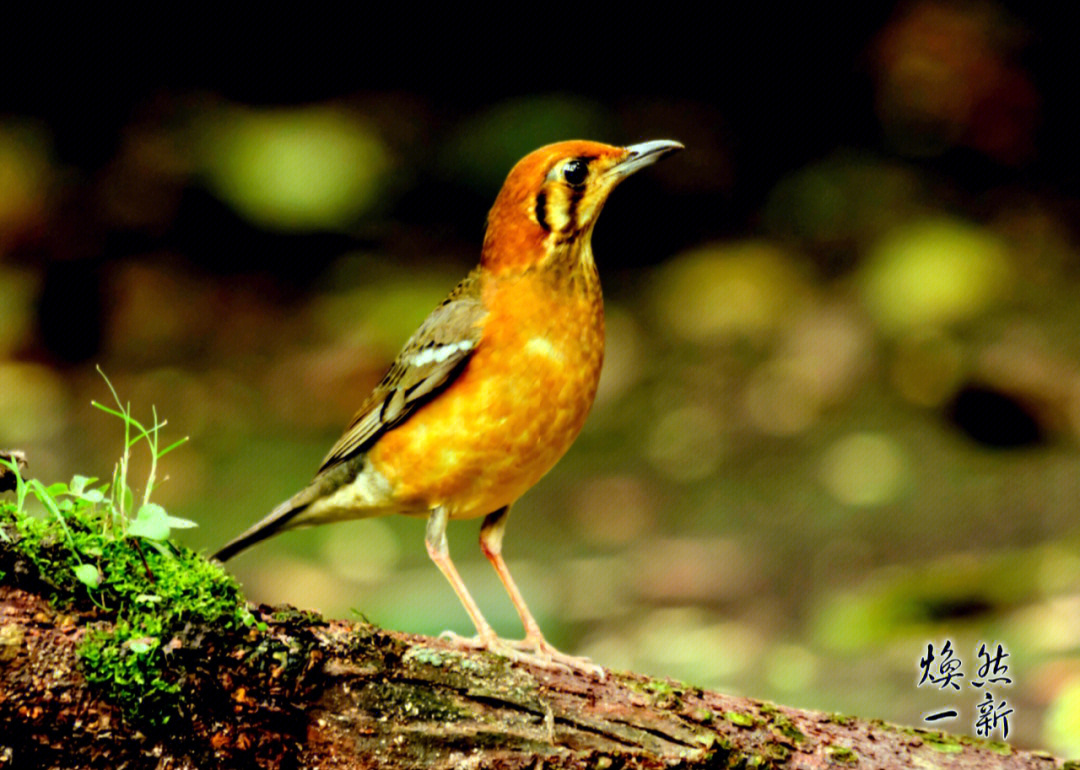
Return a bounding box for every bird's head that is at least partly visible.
[482,140,683,274]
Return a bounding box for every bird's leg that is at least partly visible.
[479,507,603,677]
[478,507,545,641]
[425,506,497,646]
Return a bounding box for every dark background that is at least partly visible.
[3,2,1079,752]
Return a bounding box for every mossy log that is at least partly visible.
[0,545,1071,768]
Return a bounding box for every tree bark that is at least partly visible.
[0,581,1068,770]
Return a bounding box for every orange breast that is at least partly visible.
[367,271,604,518]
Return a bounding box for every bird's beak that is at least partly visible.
[606,140,684,179]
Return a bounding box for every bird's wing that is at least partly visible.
[317,270,487,472]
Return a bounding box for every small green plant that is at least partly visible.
[0,369,263,725]
[2,367,194,584]
[89,364,195,552]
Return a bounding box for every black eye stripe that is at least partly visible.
[536,157,593,237]
[566,185,584,233]
[535,191,549,231]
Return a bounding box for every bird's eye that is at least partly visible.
[562,159,588,187]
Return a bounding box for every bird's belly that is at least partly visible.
[367,296,603,518]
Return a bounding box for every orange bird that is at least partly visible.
[215,139,683,671]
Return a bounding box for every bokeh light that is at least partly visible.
[858,217,1013,333]
[196,105,391,231]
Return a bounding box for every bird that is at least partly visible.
[214,139,683,672]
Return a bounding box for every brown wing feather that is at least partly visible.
[318,270,486,471]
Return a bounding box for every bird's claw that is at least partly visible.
[506,637,606,678]
[438,630,605,678]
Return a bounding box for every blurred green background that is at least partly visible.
[4,1,1080,754]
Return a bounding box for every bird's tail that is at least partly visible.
[214,457,383,562]
[212,497,309,562]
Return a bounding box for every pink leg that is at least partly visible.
[479,507,603,677]
[425,507,497,644]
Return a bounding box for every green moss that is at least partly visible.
[760,740,791,763]
[887,723,1014,757]
[692,732,716,749]
[632,678,684,709]
[404,645,451,667]
[826,745,858,764]
[923,732,963,754]
[834,720,1015,765]
[771,717,806,744]
[725,710,758,728]
[401,644,511,680]
[1,499,256,726]
[983,740,1013,756]
[740,743,791,767]
[643,679,678,696]
[755,703,805,744]
[271,606,324,625]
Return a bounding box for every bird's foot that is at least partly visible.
[501,636,606,678]
[439,630,604,678]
